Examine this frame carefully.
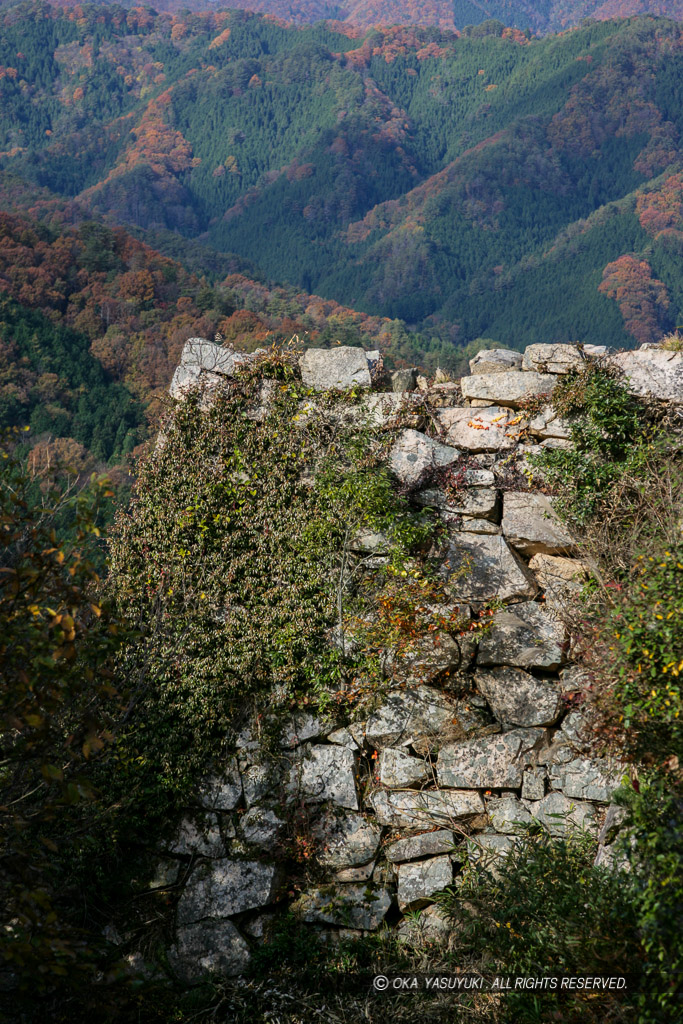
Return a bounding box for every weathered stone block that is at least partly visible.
[169,339,249,399]
[240,807,285,846]
[288,745,358,810]
[299,347,371,391]
[327,726,359,749]
[476,602,566,671]
[391,368,417,392]
[441,533,537,603]
[379,748,431,788]
[476,666,562,727]
[461,371,556,408]
[389,429,460,487]
[611,348,683,404]
[365,686,461,749]
[438,729,545,789]
[384,633,469,687]
[415,487,499,519]
[386,830,456,863]
[486,795,533,834]
[528,407,574,439]
[528,553,588,610]
[242,764,279,808]
[522,344,585,374]
[313,809,383,870]
[295,884,392,930]
[171,919,251,980]
[466,833,516,869]
[397,855,453,910]
[502,492,577,556]
[370,789,484,828]
[521,768,546,802]
[396,904,453,944]
[198,762,242,811]
[436,407,519,452]
[598,804,628,846]
[280,713,325,749]
[167,815,225,858]
[524,791,597,835]
[548,757,623,803]
[177,860,279,924]
[469,349,523,374]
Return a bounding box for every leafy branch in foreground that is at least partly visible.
[0,428,128,1002]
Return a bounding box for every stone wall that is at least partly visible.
[151,338,682,980]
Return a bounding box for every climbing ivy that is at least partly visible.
[107,348,436,812]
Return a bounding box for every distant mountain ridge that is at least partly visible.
[48,0,683,32]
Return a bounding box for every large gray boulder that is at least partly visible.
[177,860,279,924]
[389,429,460,487]
[469,349,523,374]
[502,492,577,556]
[384,632,470,688]
[365,686,461,750]
[476,602,566,671]
[378,748,431,788]
[522,344,585,374]
[171,919,251,980]
[287,745,358,810]
[198,763,242,811]
[524,791,597,835]
[611,347,683,404]
[396,904,453,945]
[438,728,545,789]
[548,756,623,803]
[242,763,279,808]
[391,368,417,392]
[436,407,519,452]
[169,338,249,400]
[466,833,516,870]
[280,713,325,749]
[369,789,484,827]
[441,533,537,603]
[313,809,383,870]
[299,347,372,391]
[461,372,556,408]
[487,794,534,834]
[240,807,285,847]
[476,666,563,727]
[294,884,392,930]
[397,855,453,911]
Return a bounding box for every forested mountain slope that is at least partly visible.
[47,0,683,33]
[1,5,683,351]
[0,210,436,471]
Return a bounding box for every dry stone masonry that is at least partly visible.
[154,339,682,979]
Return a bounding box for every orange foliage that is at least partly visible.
[598,255,670,345]
[208,27,231,49]
[636,174,683,236]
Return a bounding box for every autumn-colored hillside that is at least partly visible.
[2,6,683,359]
[47,0,683,33]
[0,207,438,473]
